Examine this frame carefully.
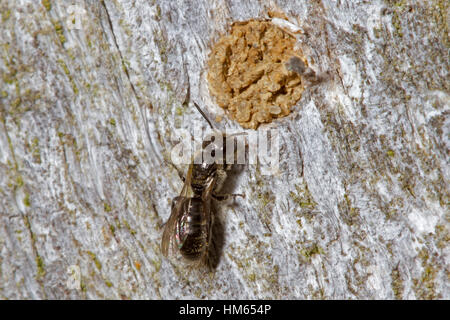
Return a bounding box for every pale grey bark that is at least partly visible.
[0,0,448,299]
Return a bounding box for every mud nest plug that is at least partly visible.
[207,19,308,129]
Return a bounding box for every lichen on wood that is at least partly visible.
[0,0,448,300]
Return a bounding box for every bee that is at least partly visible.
[161,102,242,264]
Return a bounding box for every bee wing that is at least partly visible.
[201,175,216,233]
[161,196,186,257]
[202,174,216,201]
[179,163,193,198]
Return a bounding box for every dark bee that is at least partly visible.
[161,102,241,264]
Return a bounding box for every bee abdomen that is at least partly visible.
[178,198,209,261]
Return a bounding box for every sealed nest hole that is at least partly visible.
[207,19,307,129]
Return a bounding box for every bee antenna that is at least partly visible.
[193,102,215,130]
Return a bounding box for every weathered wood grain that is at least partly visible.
[0,0,448,299]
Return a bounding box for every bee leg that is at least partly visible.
[212,193,245,201]
[213,168,228,194]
